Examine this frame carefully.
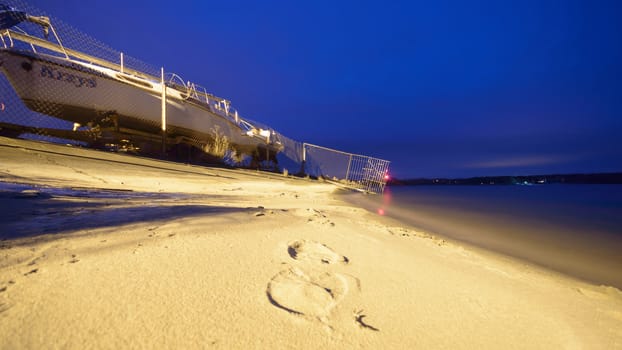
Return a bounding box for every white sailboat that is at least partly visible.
[0,4,282,160]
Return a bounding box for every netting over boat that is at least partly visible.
[1,0,160,76]
[0,0,390,193]
[0,0,162,147]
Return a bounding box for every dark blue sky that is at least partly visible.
[26,0,622,178]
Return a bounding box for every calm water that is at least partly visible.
[342,184,622,288]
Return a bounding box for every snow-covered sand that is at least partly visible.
[1,136,621,349]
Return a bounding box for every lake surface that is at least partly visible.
[342,184,622,288]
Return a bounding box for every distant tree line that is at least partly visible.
[388,172,622,186]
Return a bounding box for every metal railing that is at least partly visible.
[302,143,390,194]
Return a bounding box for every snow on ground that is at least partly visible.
[1,136,621,349]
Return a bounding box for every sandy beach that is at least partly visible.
[1,136,621,349]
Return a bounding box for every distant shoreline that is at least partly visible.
[389,172,622,186]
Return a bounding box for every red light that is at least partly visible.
[384,174,390,180]
[377,208,385,215]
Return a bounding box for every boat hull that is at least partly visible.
[0,48,279,155]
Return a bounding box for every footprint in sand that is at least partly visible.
[0,302,9,315]
[301,208,335,226]
[287,240,349,265]
[266,267,348,319]
[268,240,379,331]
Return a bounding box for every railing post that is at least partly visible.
[297,143,307,176]
[161,67,167,155]
[302,143,306,163]
[223,100,229,117]
[345,154,353,181]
